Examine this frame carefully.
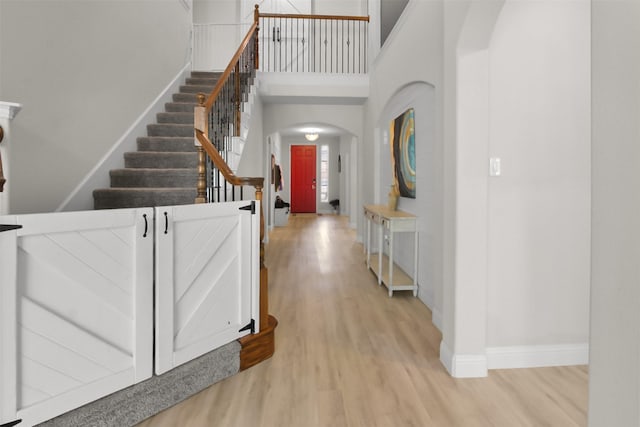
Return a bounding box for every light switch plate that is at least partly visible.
[489,157,501,176]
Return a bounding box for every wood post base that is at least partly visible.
[238,314,278,371]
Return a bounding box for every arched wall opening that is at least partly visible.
[374,81,442,325]
[264,121,360,231]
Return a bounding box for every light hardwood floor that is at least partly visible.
[137,214,588,427]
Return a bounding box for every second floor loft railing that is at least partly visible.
[192,6,370,75]
[258,11,370,74]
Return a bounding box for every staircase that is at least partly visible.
[37,72,256,427]
[93,71,222,209]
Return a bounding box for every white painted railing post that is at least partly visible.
[0,102,23,215]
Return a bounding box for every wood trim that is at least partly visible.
[238,315,278,371]
[194,130,263,188]
[259,12,370,22]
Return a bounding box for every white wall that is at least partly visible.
[486,0,591,349]
[193,0,244,70]
[193,0,238,23]
[0,1,191,214]
[590,1,640,425]
[236,93,265,200]
[447,0,590,375]
[312,0,366,15]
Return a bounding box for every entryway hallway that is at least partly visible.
[137,214,588,427]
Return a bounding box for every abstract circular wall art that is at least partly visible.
[389,108,416,199]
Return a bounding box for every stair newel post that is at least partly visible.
[195,93,208,204]
[253,184,268,331]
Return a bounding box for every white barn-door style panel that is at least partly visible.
[154,201,260,375]
[0,209,154,427]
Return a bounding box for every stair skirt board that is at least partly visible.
[36,341,240,427]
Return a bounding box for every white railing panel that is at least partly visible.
[193,24,251,70]
[0,222,19,426]
[0,208,153,427]
[155,201,258,375]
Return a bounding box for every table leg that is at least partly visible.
[413,230,419,297]
[388,226,394,297]
[377,221,383,286]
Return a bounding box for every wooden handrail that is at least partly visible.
[194,129,263,189]
[258,12,369,22]
[203,22,259,111]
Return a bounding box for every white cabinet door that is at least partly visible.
[0,208,153,427]
[154,201,259,375]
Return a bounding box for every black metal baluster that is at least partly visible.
[353,21,356,74]
[324,19,327,72]
[301,19,305,72]
[331,20,334,73]
[341,20,345,73]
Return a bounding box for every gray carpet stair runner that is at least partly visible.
[93,71,222,209]
[41,72,244,427]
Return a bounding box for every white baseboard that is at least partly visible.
[56,63,192,212]
[486,343,589,370]
[417,289,442,332]
[439,341,488,378]
[431,308,443,332]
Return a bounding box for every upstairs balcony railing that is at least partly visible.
[193,6,370,75]
[258,11,370,74]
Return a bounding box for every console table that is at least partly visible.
[363,205,418,297]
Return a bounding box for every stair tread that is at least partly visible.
[191,71,223,77]
[148,123,193,128]
[180,85,216,92]
[111,168,197,172]
[186,78,219,86]
[125,151,196,154]
[95,187,197,192]
[137,137,194,142]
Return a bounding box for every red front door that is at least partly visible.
[291,145,316,213]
